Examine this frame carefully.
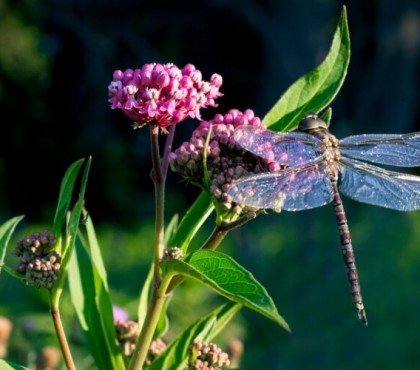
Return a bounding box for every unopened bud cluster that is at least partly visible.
[163,247,184,261]
[115,320,140,357]
[14,231,61,289]
[146,338,167,365]
[170,109,276,214]
[108,63,223,130]
[188,340,230,370]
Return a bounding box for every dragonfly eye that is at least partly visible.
[298,113,327,132]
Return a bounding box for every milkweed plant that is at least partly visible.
[0,7,351,370]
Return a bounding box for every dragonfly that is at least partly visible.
[227,113,420,326]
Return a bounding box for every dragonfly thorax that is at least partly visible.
[298,113,328,132]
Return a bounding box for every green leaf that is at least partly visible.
[164,214,179,247]
[148,302,241,370]
[154,296,170,339]
[138,266,153,328]
[51,158,91,308]
[162,250,289,331]
[0,215,24,276]
[263,6,350,132]
[168,191,214,253]
[68,233,125,370]
[52,158,85,236]
[320,107,333,126]
[0,359,30,370]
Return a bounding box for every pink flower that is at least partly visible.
[108,63,223,131]
[169,109,279,216]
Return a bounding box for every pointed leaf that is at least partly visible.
[52,158,85,236]
[321,107,333,126]
[0,215,24,275]
[168,191,214,252]
[162,250,289,331]
[263,6,350,132]
[148,302,240,370]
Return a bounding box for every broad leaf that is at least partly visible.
[68,235,125,370]
[52,158,85,236]
[148,302,241,370]
[0,215,24,275]
[168,191,214,253]
[263,6,350,132]
[162,250,289,331]
[0,360,30,370]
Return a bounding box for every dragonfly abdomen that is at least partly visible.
[331,179,368,326]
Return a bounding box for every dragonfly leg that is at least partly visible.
[331,180,368,326]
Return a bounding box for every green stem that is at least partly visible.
[128,124,167,370]
[128,276,172,370]
[49,294,75,370]
[150,125,165,279]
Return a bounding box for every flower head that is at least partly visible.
[188,340,230,370]
[108,63,223,130]
[169,109,278,221]
[115,320,140,357]
[14,231,61,289]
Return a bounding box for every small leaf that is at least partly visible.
[263,6,350,132]
[162,250,289,331]
[164,214,179,247]
[0,215,24,276]
[168,191,214,252]
[154,296,170,339]
[321,107,333,126]
[0,359,30,370]
[52,159,85,236]
[148,302,240,370]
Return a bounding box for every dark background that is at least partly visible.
[0,0,419,369]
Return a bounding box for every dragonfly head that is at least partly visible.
[298,113,328,132]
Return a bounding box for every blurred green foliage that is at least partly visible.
[0,0,419,369]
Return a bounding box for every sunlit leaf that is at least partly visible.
[263,6,350,132]
[168,191,214,252]
[162,250,289,331]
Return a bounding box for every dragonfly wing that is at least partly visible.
[339,158,420,211]
[340,132,420,167]
[227,160,333,211]
[234,126,322,167]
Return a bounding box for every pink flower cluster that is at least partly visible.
[108,63,223,130]
[169,109,278,214]
[188,340,230,370]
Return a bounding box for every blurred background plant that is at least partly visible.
[0,0,419,369]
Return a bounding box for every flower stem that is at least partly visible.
[202,211,258,250]
[49,294,75,370]
[150,125,165,278]
[128,276,172,370]
[128,124,167,370]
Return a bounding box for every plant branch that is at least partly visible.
[150,125,165,278]
[128,276,172,370]
[49,294,75,370]
[202,211,258,250]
